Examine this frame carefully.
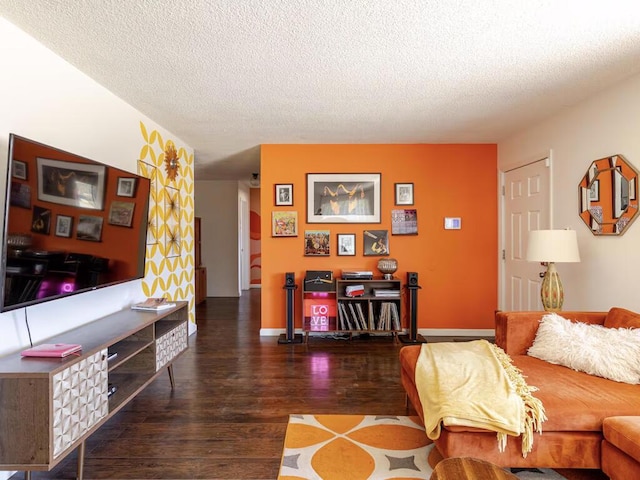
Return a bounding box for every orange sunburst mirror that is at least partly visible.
[164,143,179,181]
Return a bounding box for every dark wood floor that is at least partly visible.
[17,290,412,479]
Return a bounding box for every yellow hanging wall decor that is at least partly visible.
[164,143,180,181]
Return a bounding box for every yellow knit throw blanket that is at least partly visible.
[415,340,546,457]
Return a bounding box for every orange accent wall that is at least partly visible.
[260,144,498,331]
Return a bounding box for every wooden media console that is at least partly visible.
[0,301,189,479]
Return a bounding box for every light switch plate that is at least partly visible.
[444,217,461,230]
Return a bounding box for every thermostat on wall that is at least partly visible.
[444,217,461,230]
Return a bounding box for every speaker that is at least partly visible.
[399,271,425,344]
[279,272,303,344]
[285,272,295,287]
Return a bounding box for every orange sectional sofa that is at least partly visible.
[399,309,640,472]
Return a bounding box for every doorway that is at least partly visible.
[239,196,250,292]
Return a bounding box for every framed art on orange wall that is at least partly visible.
[304,230,330,256]
[272,211,298,237]
[394,182,414,206]
[306,173,381,223]
[337,233,356,256]
[363,229,389,256]
[275,184,293,206]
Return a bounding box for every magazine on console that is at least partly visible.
[131,297,176,311]
[21,343,82,358]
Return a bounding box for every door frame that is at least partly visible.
[238,189,251,293]
[498,150,554,311]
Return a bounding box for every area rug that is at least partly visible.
[277,414,571,480]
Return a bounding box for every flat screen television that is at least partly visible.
[1,134,151,312]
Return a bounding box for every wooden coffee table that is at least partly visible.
[430,457,518,479]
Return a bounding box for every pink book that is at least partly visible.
[21,343,82,358]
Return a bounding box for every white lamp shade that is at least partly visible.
[526,230,581,263]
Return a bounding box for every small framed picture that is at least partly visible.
[117,177,137,197]
[77,215,104,242]
[395,183,414,206]
[272,211,298,237]
[363,229,389,256]
[337,233,356,256]
[275,184,293,206]
[304,230,330,256]
[108,201,136,227]
[31,206,51,235]
[391,209,418,235]
[9,181,31,209]
[12,160,27,180]
[55,215,73,238]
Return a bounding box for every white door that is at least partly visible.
[503,159,551,311]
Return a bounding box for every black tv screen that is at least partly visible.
[1,134,151,312]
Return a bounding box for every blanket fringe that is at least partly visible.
[488,342,547,457]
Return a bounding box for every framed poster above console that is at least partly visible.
[306,173,381,223]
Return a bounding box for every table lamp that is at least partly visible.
[526,229,580,311]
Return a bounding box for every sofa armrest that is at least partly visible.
[495,311,607,356]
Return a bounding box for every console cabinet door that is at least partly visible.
[52,349,108,458]
[155,322,188,371]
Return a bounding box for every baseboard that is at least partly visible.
[259,328,495,337]
[261,328,300,336]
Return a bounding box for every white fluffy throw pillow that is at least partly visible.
[527,313,640,384]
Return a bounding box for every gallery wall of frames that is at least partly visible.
[260,143,498,333]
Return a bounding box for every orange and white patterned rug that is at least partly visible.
[277,414,572,480]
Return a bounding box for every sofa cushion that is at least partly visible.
[400,345,640,432]
[527,313,640,384]
[605,307,640,329]
[603,417,640,461]
[509,355,640,431]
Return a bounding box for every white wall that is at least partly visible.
[0,19,195,348]
[195,180,240,296]
[498,72,640,312]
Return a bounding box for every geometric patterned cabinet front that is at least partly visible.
[52,349,108,458]
[156,322,188,371]
[0,302,188,478]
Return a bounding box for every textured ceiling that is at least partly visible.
[2,1,640,180]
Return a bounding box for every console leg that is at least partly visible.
[24,472,30,480]
[77,440,85,480]
[167,364,175,390]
